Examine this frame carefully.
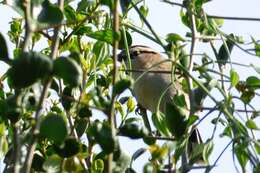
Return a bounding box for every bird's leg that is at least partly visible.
[135,103,152,134]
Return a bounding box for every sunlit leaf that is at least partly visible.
[64,5,77,22]
[43,154,62,173]
[230,69,239,87]
[166,33,186,43]
[246,76,260,89]
[245,119,258,130]
[92,159,104,173]
[234,144,249,170]
[202,140,214,162]
[251,37,260,57]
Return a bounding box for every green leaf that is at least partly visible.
[43,154,62,173]
[241,90,255,104]
[64,157,83,172]
[92,159,104,173]
[131,148,146,162]
[8,51,53,89]
[187,115,199,127]
[251,37,260,57]
[38,0,63,25]
[254,164,260,173]
[230,69,239,87]
[77,0,92,12]
[87,29,120,44]
[75,118,88,138]
[189,143,204,164]
[88,121,117,154]
[139,5,149,18]
[250,64,260,74]
[166,33,186,43]
[255,141,260,154]
[165,101,188,139]
[113,79,132,96]
[234,144,249,170]
[218,39,234,66]
[127,97,135,112]
[0,33,10,63]
[74,26,93,36]
[0,135,8,158]
[40,113,68,144]
[64,5,77,22]
[53,57,82,87]
[245,119,258,130]
[202,140,214,162]
[246,76,260,89]
[151,112,171,136]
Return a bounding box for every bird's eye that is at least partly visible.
[130,50,140,59]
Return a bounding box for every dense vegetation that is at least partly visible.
[0,0,259,172]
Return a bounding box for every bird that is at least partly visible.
[117,45,203,163]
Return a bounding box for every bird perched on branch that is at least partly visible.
[118,45,203,163]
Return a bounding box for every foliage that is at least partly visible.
[0,0,259,173]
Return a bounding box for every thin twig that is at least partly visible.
[162,0,260,22]
[206,140,233,173]
[207,15,260,22]
[202,106,260,113]
[161,0,184,8]
[22,0,32,52]
[13,123,20,173]
[123,22,162,44]
[130,1,165,47]
[107,0,119,173]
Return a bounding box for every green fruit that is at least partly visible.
[4,95,22,123]
[8,52,53,89]
[143,136,156,145]
[61,87,73,111]
[88,121,117,154]
[54,138,80,158]
[53,57,82,87]
[119,123,148,139]
[40,113,68,144]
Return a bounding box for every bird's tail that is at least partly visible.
[188,128,205,164]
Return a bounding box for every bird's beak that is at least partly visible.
[117,50,126,62]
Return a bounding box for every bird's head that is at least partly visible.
[117,45,159,63]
